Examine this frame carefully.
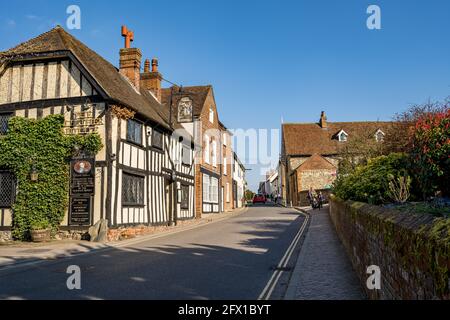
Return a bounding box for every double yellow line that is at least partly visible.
[258,209,309,300]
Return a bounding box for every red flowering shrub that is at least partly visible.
[411,108,450,197]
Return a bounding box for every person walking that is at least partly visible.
[307,187,314,209]
[318,191,324,210]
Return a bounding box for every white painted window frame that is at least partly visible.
[337,129,348,142]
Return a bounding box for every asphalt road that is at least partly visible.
[0,204,306,300]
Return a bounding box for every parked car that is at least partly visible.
[253,194,266,204]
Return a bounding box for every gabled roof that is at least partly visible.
[282,121,394,156]
[161,85,211,117]
[296,154,336,171]
[0,26,169,129]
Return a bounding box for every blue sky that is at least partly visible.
[1,0,449,191]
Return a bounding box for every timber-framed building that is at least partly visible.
[0,26,195,234]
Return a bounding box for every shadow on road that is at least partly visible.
[0,212,305,300]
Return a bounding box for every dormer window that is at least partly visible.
[375,129,385,142]
[209,107,214,123]
[337,130,348,142]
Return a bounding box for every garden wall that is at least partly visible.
[329,196,450,300]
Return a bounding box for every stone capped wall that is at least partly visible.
[329,196,450,300]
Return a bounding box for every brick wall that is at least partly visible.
[329,196,450,300]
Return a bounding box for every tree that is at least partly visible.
[383,98,449,154]
[410,107,450,198]
[245,190,255,201]
[337,132,385,175]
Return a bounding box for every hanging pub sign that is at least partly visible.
[69,158,95,226]
[64,109,103,135]
[177,97,193,123]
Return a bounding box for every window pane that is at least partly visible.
[0,114,12,135]
[127,120,142,145]
[203,174,210,202]
[152,130,163,149]
[182,145,191,165]
[223,157,227,175]
[0,171,16,207]
[135,122,142,144]
[122,173,144,205]
[204,135,210,163]
[181,185,189,209]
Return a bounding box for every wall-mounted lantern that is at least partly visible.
[30,164,39,182]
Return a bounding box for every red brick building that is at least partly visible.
[162,86,237,217]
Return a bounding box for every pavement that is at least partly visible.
[0,207,248,270]
[0,204,306,300]
[284,205,366,300]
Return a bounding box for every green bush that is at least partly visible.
[333,153,411,204]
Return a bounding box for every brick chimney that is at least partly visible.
[119,26,141,89]
[319,111,327,128]
[141,58,162,102]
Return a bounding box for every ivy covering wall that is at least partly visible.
[0,115,102,240]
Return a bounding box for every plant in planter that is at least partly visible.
[30,220,51,242]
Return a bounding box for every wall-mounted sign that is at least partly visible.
[70,159,95,195]
[69,158,95,226]
[73,160,92,175]
[70,196,92,226]
[177,97,193,123]
[64,110,103,135]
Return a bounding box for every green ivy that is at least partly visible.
[0,115,103,240]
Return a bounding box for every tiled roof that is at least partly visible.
[297,154,336,171]
[282,121,394,156]
[0,26,169,129]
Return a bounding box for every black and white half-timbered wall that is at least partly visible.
[0,26,195,235]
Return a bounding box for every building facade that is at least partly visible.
[0,26,195,235]
[220,122,234,212]
[232,152,246,209]
[281,111,393,206]
[162,86,246,217]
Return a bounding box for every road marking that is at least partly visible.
[258,208,309,300]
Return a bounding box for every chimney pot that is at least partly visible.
[320,111,327,129]
[141,57,162,102]
[119,25,141,88]
[144,59,150,73]
[152,58,158,72]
